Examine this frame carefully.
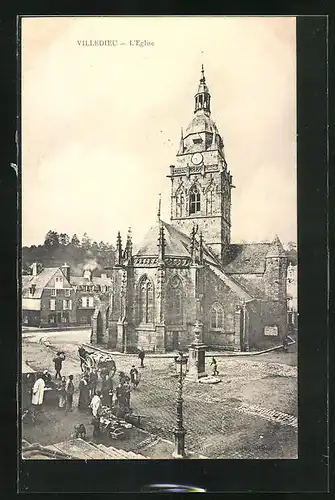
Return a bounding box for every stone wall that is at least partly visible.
[202,265,240,349]
[247,299,287,350]
[40,289,76,326]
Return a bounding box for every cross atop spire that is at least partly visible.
[201,63,205,82]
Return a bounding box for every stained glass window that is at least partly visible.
[210,304,224,329]
[167,275,183,324]
[139,276,154,324]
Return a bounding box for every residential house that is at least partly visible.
[22,263,75,327]
[71,269,113,325]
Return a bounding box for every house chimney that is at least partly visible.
[83,269,92,280]
[31,262,38,276]
[101,273,107,279]
[61,263,71,282]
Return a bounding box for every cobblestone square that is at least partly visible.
[22,329,297,459]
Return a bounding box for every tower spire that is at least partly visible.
[194,64,211,114]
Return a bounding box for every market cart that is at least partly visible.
[81,350,117,378]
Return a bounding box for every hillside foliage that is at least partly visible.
[22,231,115,276]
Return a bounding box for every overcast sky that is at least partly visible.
[22,16,296,248]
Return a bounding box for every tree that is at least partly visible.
[44,230,60,248]
[81,232,92,250]
[71,234,80,247]
[59,233,70,246]
[91,241,99,255]
[98,241,107,252]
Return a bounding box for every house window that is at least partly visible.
[138,276,154,324]
[65,289,71,297]
[51,289,56,297]
[89,296,94,308]
[63,299,72,310]
[189,185,201,214]
[82,296,87,308]
[167,275,183,324]
[50,299,56,311]
[55,276,63,289]
[210,304,224,329]
[48,314,55,323]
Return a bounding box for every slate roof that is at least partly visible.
[21,268,60,298]
[228,274,267,300]
[134,219,221,267]
[223,243,272,274]
[224,236,287,275]
[71,276,112,286]
[70,276,92,286]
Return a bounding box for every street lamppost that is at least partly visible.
[172,350,187,459]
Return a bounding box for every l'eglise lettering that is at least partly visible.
[129,40,154,47]
[77,40,119,47]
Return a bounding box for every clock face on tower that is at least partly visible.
[191,152,203,165]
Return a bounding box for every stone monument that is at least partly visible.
[186,320,207,382]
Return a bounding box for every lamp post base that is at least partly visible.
[172,428,186,459]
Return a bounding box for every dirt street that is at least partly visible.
[22,329,298,459]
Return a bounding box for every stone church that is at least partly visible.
[91,66,288,353]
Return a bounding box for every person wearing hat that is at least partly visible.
[53,352,65,380]
[65,374,75,412]
[43,370,52,385]
[130,365,139,389]
[78,373,90,411]
[138,347,145,368]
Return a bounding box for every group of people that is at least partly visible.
[76,368,114,412]
[28,345,145,440]
[86,366,140,438]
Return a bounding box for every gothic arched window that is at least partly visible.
[210,303,224,329]
[138,276,154,324]
[167,275,183,325]
[189,185,201,215]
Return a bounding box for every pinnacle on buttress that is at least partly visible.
[177,127,184,155]
[157,224,166,262]
[199,231,204,264]
[157,193,162,222]
[116,231,123,265]
[125,227,133,259]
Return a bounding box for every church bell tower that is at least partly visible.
[167,65,234,262]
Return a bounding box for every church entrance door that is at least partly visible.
[172,332,179,351]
